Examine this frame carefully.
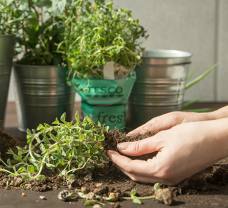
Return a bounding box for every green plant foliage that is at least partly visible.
[0,0,23,35]
[185,64,217,90]
[17,0,69,65]
[59,0,148,78]
[0,114,108,180]
[130,189,142,204]
[182,64,217,112]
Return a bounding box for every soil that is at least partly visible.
[0,130,18,160]
[0,129,228,207]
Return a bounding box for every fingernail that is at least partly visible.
[117,142,128,150]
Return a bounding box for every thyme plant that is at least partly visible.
[0,114,108,180]
[59,0,148,78]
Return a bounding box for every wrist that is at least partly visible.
[209,105,228,120]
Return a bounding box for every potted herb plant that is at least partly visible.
[0,0,22,129]
[60,0,147,130]
[14,1,75,131]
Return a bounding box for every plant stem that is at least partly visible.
[123,195,155,200]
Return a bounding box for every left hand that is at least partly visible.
[108,118,228,185]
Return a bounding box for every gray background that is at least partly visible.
[8,0,228,102]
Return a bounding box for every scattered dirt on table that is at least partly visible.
[179,163,228,194]
[79,165,154,197]
[0,163,154,196]
[0,173,66,192]
[0,129,228,202]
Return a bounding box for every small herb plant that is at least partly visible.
[0,114,108,180]
[129,189,142,204]
[59,0,148,78]
[17,0,66,65]
[0,0,22,35]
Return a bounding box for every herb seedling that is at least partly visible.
[129,188,142,204]
[0,114,108,180]
[123,184,174,206]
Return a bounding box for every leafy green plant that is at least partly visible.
[0,114,108,180]
[123,184,173,206]
[129,188,142,204]
[185,64,217,90]
[183,64,217,112]
[0,0,23,35]
[17,0,67,65]
[59,0,148,78]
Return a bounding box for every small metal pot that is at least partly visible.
[14,64,75,131]
[128,49,192,128]
[0,35,15,129]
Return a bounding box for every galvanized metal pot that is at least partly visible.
[128,49,192,128]
[0,35,15,129]
[14,65,75,131]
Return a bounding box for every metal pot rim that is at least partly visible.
[143,49,192,59]
[0,34,15,38]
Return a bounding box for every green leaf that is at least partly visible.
[153,183,161,191]
[84,199,104,207]
[60,113,66,123]
[185,64,217,90]
[130,189,142,205]
[0,113,108,180]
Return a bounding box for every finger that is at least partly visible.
[108,150,153,177]
[127,112,182,138]
[117,135,162,156]
[127,120,155,138]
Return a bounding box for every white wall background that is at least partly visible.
[8,0,228,102]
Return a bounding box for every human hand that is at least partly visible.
[127,111,212,138]
[108,118,228,185]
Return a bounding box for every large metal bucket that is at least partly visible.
[0,35,15,129]
[129,49,192,128]
[14,65,75,131]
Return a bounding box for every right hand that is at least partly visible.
[109,118,228,185]
[127,111,213,138]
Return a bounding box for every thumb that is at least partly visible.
[117,136,162,156]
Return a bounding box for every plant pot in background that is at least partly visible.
[128,49,192,129]
[71,72,136,130]
[0,35,15,129]
[14,65,75,131]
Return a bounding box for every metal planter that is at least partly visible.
[0,35,15,129]
[128,49,192,128]
[14,64,75,131]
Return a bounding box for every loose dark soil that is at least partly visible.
[0,130,228,206]
[0,130,18,160]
